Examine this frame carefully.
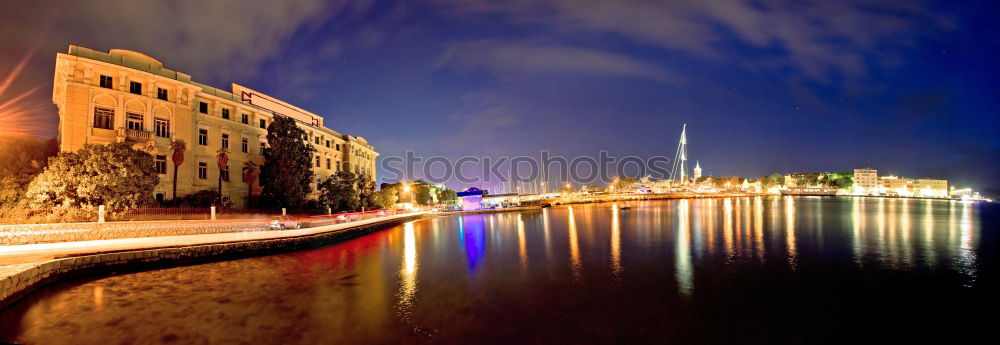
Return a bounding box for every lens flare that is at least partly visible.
[0,49,49,137]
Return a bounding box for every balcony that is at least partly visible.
[117,127,152,142]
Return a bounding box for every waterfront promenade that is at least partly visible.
[0,212,426,308]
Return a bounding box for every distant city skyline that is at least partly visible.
[1,1,998,192]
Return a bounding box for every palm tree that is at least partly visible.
[216,150,229,206]
[242,161,257,208]
[169,140,186,199]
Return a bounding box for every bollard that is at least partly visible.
[327,207,331,215]
[282,208,286,216]
[98,205,105,223]
[211,206,216,220]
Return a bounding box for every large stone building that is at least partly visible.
[52,46,378,207]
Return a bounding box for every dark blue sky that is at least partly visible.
[2,0,998,192]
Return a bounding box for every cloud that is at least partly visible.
[1,0,344,82]
[0,0,398,135]
[437,40,677,83]
[430,0,951,83]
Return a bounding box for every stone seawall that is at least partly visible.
[0,214,423,310]
[0,220,274,246]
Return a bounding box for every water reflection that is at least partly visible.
[785,196,797,269]
[397,221,418,320]
[567,206,582,280]
[517,214,528,277]
[0,197,992,344]
[461,216,486,272]
[676,199,693,296]
[610,203,623,280]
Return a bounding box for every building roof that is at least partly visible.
[65,45,376,151]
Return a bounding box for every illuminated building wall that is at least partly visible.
[52,45,378,207]
[915,179,948,197]
[881,176,914,196]
[853,168,878,195]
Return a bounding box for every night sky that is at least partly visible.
[1,1,998,192]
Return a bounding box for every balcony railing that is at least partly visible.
[118,127,152,142]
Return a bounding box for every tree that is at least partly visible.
[242,161,257,207]
[767,173,784,188]
[318,170,359,211]
[0,134,58,207]
[169,139,186,199]
[414,184,433,206]
[25,142,159,208]
[373,187,398,209]
[259,115,316,209]
[437,188,457,204]
[216,150,229,206]
[357,173,376,209]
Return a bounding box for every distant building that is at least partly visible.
[457,187,485,211]
[915,179,948,197]
[853,168,878,195]
[880,176,914,196]
[482,193,520,208]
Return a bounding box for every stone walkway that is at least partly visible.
[0,212,427,307]
[0,212,424,265]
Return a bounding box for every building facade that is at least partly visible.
[880,176,915,196]
[914,179,948,197]
[853,168,878,195]
[52,46,378,207]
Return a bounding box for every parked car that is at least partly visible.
[269,215,301,230]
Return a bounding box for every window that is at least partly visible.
[336,143,340,151]
[199,102,208,114]
[259,141,266,155]
[198,129,208,146]
[336,161,341,171]
[241,113,249,124]
[241,138,248,153]
[221,166,230,182]
[126,112,143,131]
[259,119,266,129]
[93,106,114,130]
[221,133,229,150]
[222,108,230,120]
[154,118,170,138]
[129,81,142,95]
[154,155,167,174]
[155,193,165,203]
[198,162,207,179]
[99,75,113,89]
[316,156,321,168]
[325,140,330,148]
[315,136,320,144]
[157,88,168,101]
[326,158,331,169]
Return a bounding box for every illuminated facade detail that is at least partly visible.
[853,168,878,195]
[914,179,948,197]
[457,187,485,211]
[52,45,378,207]
[693,161,702,180]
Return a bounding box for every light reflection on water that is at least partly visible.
[1,197,995,344]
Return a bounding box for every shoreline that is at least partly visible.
[0,212,425,310]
